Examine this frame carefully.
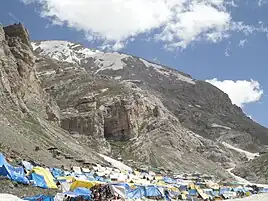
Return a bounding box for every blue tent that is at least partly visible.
[260,187,268,193]
[189,189,198,196]
[179,185,187,191]
[73,187,92,196]
[163,177,176,184]
[29,173,48,189]
[219,188,232,195]
[0,153,6,166]
[0,153,29,184]
[23,195,54,201]
[144,186,163,197]
[233,187,245,193]
[112,183,130,191]
[64,187,91,199]
[50,168,64,178]
[127,187,145,199]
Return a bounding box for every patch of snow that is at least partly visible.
[37,70,56,76]
[124,79,142,83]
[228,194,268,201]
[140,58,195,85]
[211,123,231,130]
[227,168,252,185]
[114,76,122,80]
[98,154,132,172]
[222,142,259,160]
[0,194,24,201]
[31,40,99,64]
[101,88,109,93]
[94,52,130,74]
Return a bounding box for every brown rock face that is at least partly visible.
[103,100,131,141]
[0,24,102,167]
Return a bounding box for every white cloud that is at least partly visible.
[21,0,268,50]
[224,48,230,56]
[258,0,268,6]
[238,39,247,47]
[206,78,263,107]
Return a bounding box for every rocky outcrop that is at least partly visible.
[232,153,268,184]
[0,24,103,167]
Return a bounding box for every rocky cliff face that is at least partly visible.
[0,24,103,167]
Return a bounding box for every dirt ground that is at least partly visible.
[0,178,59,198]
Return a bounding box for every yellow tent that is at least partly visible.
[31,167,58,189]
[196,187,209,200]
[155,176,163,181]
[57,176,75,183]
[70,180,104,190]
[189,183,196,189]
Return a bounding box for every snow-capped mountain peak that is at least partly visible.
[32,40,195,85]
[31,40,101,64]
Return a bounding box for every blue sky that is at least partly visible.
[1,0,268,126]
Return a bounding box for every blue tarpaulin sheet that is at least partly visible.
[112,183,130,191]
[30,173,48,189]
[0,153,29,184]
[127,187,145,199]
[164,177,176,184]
[50,168,64,178]
[23,195,54,201]
[73,187,92,196]
[144,186,163,197]
[64,188,91,199]
[179,185,187,191]
[0,153,6,166]
[260,188,268,193]
[189,189,198,196]
[219,188,231,195]
[233,187,245,193]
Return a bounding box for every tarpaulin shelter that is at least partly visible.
[50,168,64,178]
[22,161,33,171]
[109,184,127,199]
[29,173,48,189]
[72,166,82,174]
[164,176,176,184]
[57,176,75,183]
[23,195,54,201]
[29,167,57,189]
[70,180,104,191]
[144,186,163,197]
[233,186,246,193]
[73,187,91,196]
[0,153,29,184]
[127,187,145,199]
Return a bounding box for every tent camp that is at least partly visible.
[0,153,29,184]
